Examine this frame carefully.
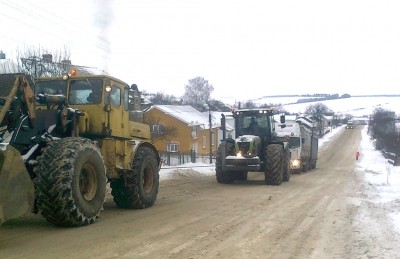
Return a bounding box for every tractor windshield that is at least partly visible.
[235,111,272,137]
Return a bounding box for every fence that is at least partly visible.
[159,150,215,166]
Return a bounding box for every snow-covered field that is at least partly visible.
[282,96,400,117]
[226,95,400,117]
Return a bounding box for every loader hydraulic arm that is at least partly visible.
[0,75,36,139]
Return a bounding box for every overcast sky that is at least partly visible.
[1,0,400,101]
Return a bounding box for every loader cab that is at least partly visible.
[34,75,136,139]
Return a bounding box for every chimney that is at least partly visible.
[42,54,52,63]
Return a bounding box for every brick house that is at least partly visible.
[144,105,219,164]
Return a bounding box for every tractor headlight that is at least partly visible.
[291,159,300,167]
[237,151,242,158]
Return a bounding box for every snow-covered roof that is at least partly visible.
[296,117,315,128]
[148,105,219,129]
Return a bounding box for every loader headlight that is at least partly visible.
[105,85,112,92]
[237,151,242,158]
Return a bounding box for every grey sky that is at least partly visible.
[1,0,399,101]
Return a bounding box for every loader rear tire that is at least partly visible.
[282,146,291,182]
[265,144,283,185]
[111,146,159,209]
[216,141,235,184]
[34,138,107,227]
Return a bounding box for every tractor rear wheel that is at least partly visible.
[265,144,283,185]
[34,137,107,226]
[111,146,159,209]
[216,141,235,184]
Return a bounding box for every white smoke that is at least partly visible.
[92,0,114,72]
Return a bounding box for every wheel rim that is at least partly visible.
[79,163,97,201]
[142,165,154,193]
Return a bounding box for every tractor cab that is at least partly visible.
[233,108,278,143]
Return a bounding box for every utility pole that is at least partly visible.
[209,108,213,164]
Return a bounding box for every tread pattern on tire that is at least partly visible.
[282,146,291,182]
[265,144,283,185]
[34,137,106,227]
[216,140,235,184]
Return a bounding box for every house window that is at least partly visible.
[212,133,215,146]
[202,135,206,148]
[167,143,179,152]
[192,125,198,138]
[152,124,165,134]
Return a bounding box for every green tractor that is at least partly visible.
[216,108,290,185]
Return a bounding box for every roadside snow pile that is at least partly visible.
[356,126,400,233]
[318,125,345,148]
[159,162,215,180]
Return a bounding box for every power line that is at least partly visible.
[1,0,112,61]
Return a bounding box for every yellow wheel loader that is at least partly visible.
[0,73,160,227]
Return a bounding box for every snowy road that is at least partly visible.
[1,126,400,258]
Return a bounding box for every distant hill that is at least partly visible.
[281,96,400,117]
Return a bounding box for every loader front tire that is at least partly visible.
[111,146,159,209]
[34,138,107,227]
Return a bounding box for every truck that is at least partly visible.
[297,119,319,171]
[0,72,160,226]
[275,121,303,173]
[216,108,291,185]
[276,119,319,173]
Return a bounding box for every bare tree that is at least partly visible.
[304,102,333,135]
[182,77,214,110]
[369,107,397,140]
[13,46,71,78]
[149,92,180,105]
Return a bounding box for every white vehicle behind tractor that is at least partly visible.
[275,118,318,173]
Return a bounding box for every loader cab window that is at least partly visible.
[105,86,121,107]
[68,78,103,104]
[35,80,67,99]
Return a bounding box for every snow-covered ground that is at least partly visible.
[159,125,400,232]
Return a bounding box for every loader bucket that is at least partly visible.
[0,145,35,225]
